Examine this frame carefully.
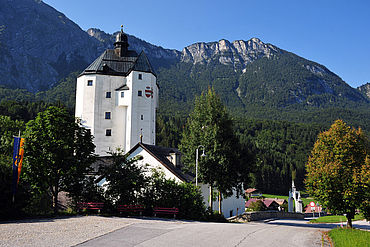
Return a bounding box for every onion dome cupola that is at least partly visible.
[114,25,129,57]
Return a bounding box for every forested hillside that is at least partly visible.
[1,0,369,195]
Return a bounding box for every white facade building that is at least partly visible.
[125,143,245,218]
[75,29,158,156]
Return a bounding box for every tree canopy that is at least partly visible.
[179,88,248,211]
[305,119,369,227]
[24,106,95,214]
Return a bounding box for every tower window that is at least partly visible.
[138,74,142,80]
[141,115,144,120]
[106,129,112,136]
[105,112,111,119]
[121,92,125,98]
[106,92,111,98]
[138,90,142,96]
[87,80,93,86]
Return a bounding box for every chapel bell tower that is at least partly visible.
[75,26,158,156]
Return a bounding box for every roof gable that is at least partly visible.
[128,143,192,182]
[132,51,156,75]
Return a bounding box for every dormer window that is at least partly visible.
[87,80,93,86]
[138,74,142,80]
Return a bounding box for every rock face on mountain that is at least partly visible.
[181,38,279,68]
[358,83,370,99]
[0,0,102,92]
[0,0,368,111]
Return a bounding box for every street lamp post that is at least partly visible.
[196,145,206,186]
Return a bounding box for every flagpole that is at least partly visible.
[12,131,21,204]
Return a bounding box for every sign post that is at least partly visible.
[309,201,316,218]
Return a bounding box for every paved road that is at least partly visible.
[2,216,367,247]
[77,218,340,247]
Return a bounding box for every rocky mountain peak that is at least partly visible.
[357,82,370,99]
[181,38,279,69]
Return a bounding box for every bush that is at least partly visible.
[141,170,206,220]
[203,210,228,222]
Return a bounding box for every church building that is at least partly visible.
[75,28,158,156]
[76,27,245,217]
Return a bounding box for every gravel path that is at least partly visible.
[0,216,133,247]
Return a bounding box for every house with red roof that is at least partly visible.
[245,198,280,211]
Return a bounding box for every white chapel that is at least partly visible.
[75,28,158,156]
[76,28,245,217]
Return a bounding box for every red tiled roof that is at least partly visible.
[262,199,275,207]
[245,198,280,209]
[265,198,286,205]
[245,198,259,207]
[245,188,257,194]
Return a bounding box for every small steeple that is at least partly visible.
[114,25,129,57]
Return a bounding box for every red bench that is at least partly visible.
[153,207,179,218]
[117,205,145,216]
[77,202,104,213]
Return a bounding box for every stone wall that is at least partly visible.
[229,211,305,222]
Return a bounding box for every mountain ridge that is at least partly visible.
[0,0,368,127]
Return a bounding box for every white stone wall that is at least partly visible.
[75,71,158,156]
[128,147,183,183]
[127,71,157,149]
[200,183,245,218]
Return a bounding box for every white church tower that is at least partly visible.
[75,28,158,156]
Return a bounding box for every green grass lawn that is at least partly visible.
[310,214,365,223]
[329,228,370,247]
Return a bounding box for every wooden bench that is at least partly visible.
[117,204,145,216]
[153,207,179,218]
[77,202,104,213]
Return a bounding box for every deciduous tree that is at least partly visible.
[305,120,369,227]
[100,152,147,205]
[24,106,95,214]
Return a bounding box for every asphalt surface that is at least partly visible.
[1,216,368,247]
[76,218,370,247]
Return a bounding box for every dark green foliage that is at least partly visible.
[156,113,186,148]
[0,116,29,219]
[35,71,80,110]
[179,88,247,198]
[236,118,323,194]
[0,154,30,219]
[0,100,52,122]
[101,152,147,205]
[0,86,35,103]
[0,115,25,154]
[99,154,206,220]
[24,106,95,214]
[141,170,206,220]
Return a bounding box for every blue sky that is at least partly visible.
[43,0,370,88]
